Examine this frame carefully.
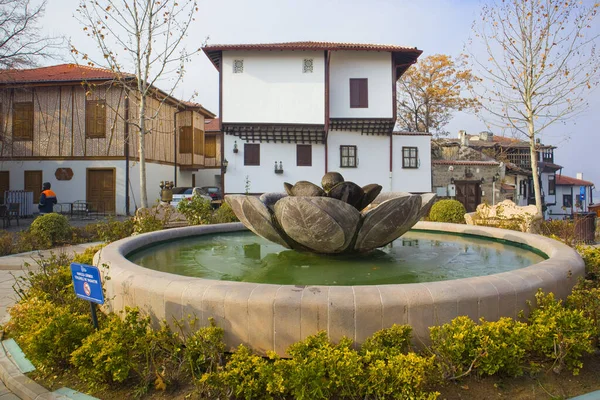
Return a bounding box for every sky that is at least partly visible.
[40,0,600,201]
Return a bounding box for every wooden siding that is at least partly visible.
[0,85,206,166]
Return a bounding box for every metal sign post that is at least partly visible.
[70,263,105,329]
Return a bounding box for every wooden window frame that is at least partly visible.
[205,135,217,158]
[402,146,419,169]
[179,126,192,154]
[548,174,556,195]
[85,100,107,138]
[563,194,572,208]
[349,78,368,108]
[296,144,312,166]
[340,145,357,168]
[244,143,260,166]
[193,128,204,155]
[0,103,3,136]
[12,102,34,141]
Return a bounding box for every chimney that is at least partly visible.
[479,131,493,142]
[458,130,469,146]
[577,172,583,180]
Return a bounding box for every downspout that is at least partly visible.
[219,54,225,195]
[324,50,330,174]
[124,96,130,216]
[174,111,178,186]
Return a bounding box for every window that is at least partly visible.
[303,59,313,73]
[193,128,204,155]
[205,135,217,158]
[244,143,260,166]
[548,174,556,195]
[179,126,192,153]
[349,78,368,108]
[340,145,357,168]
[0,103,3,135]
[233,59,244,73]
[85,100,106,138]
[296,144,312,166]
[563,194,573,208]
[12,102,34,141]
[402,147,419,169]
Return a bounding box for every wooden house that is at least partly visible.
[0,64,215,215]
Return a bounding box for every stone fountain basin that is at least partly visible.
[96,221,584,356]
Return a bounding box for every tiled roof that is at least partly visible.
[393,130,432,136]
[0,64,131,84]
[203,41,420,52]
[204,118,220,132]
[203,41,422,74]
[432,160,500,166]
[556,175,594,187]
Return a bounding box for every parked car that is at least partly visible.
[171,187,212,208]
[199,186,223,201]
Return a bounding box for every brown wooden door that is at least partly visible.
[455,181,481,212]
[24,171,43,203]
[87,169,115,213]
[0,171,8,204]
[205,135,217,158]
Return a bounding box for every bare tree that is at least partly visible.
[397,54,479,136]
[471,0,600,217]
[0,0,63,68]
[73,0,200,208]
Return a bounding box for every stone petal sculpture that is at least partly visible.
[226,173,436,254]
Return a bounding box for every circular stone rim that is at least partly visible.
[96,221,584,356]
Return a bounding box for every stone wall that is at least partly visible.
[432,163,513,205]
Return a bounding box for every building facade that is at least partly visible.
[0,64,214,215]
[202,42,431,194]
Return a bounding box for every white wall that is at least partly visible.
[0,160,188,215]
[223,134,326,193]
[222,50,325,124]
[329,51,393,119]
[391,135,432,193]
[548,185,594,216]
[194,169,221,188]
[326,130,389,188]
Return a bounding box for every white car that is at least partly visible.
[171,187,212,208]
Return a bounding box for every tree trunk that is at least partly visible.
[528,122,543,219]
[138,94,148,208]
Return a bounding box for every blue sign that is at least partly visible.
[580,186,586,202]
[70,263,104,305]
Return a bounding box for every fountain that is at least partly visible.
[225,172,436,254]
[97,175,585,356]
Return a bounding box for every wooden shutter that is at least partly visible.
[296,144,312,166]
[350,78,368,108]
[0,171,8,204]
[193,128,204,155]
[12,102,34,140]
[24,170,43,203]
[244,143,260,166]
[205,135,217,158]
[0,103,3,136]
[85,100,106,138]
[179,126,192,153]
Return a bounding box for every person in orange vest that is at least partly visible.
[39,182,57,214]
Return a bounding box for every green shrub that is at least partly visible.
[477,318,530,376]
[177,194,213,225]
[528,291,596,374]
[200,345,286,400]
[72,244,105,265]
[567,281,600,344]
[71,308,152,387]
[0,230,16,256]
[211,201,239,224]
[360,324,412,358]
[541,220,577,246]
[429,316,480,379]
[6,297,93,373]
[577,245,600,281]
[428,199,466,224]
[362,353,439,400]
[93,218,135,242]
[29,213,72,248]
[284,332,363,400]
[184,318,225,379]
[134,206,168,234]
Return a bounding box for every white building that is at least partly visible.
[547,173,595,218]
[201,42,431,194]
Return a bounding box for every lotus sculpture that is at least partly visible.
[225,172,436,254]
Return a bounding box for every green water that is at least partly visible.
[128,231,546,286]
